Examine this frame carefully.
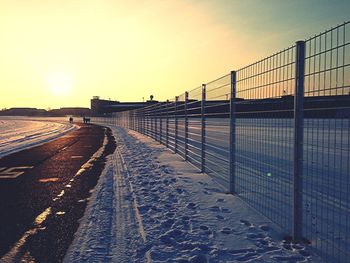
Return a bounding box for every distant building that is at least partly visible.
[91,96,158,115]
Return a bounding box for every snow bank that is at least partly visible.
[65,126,320,262]
[0,117,76,158]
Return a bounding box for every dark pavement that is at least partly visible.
[0,124,116,263]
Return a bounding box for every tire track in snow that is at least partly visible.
[64,137,149,262]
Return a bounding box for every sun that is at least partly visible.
[46,71,73,96]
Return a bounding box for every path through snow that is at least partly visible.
[65,126,320,262]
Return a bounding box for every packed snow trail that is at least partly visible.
[65,126,320,262]
[63,144,144,262]
[0,118,76,158]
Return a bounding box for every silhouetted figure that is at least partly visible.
[69,117,73,123]
[83,116,90,124]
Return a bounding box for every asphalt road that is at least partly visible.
[0,124,116,263]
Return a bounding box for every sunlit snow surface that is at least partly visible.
[65,126,322,262]
[0,117,76,158]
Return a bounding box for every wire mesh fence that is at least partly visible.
[92,21,350,263]
[301,22,350,262]
[235,45,297,234]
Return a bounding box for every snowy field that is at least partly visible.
[0,117,76,158]
[65,126,321,262]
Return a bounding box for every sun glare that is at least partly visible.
[46,72,73,96]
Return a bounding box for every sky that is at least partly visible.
[0,0,349,109]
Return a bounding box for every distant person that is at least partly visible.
[83,116,90,124]
[69,117,73,123]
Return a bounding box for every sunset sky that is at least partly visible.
[0,0,349,109]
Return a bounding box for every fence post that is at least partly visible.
[175,96,179,154]
[201,84,206,173]
[146,109,148,136]
[144,109,146,134]
[128,111,130,129]
[142,108,145,134]
[149,108,152,137]
[185,91,189,160]
[148,108,151,137]
[153,107,156,140]
[130,111,132,129]
[166,100,169,148]
[160,104,163,144]
[136,110,138,132]
[151,107,154,139]
[293,40,305,241]
[155,106,158,141]
[229,71,237,194]
[130,111,133,130]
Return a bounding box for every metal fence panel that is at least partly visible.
[302,21,350,263]
[235,45,296,233]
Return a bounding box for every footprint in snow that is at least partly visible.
[151,194,160,202]
[246,233,266,240]
[138,205,150,214]
[176,188,184,194]
[151,205,162,212]
[181,215,190,221]
[209,206,221,212]
[160,218,175,228]
[179,176,190,182]
[186,202,198,210]
[216,215,225,220]
[221,207,231,213]
[164,203,172,208]
[165,212,175,218]
[199,225,209,231]
[240,219,252,226]
[220,227,232,234]
[259,225,269,231]
[204,187,221,193]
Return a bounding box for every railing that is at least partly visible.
[92,21,350,263]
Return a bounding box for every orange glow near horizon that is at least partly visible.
[0,0,348,109]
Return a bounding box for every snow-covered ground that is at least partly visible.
[0,117,76,158]
[65,126,321,262]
